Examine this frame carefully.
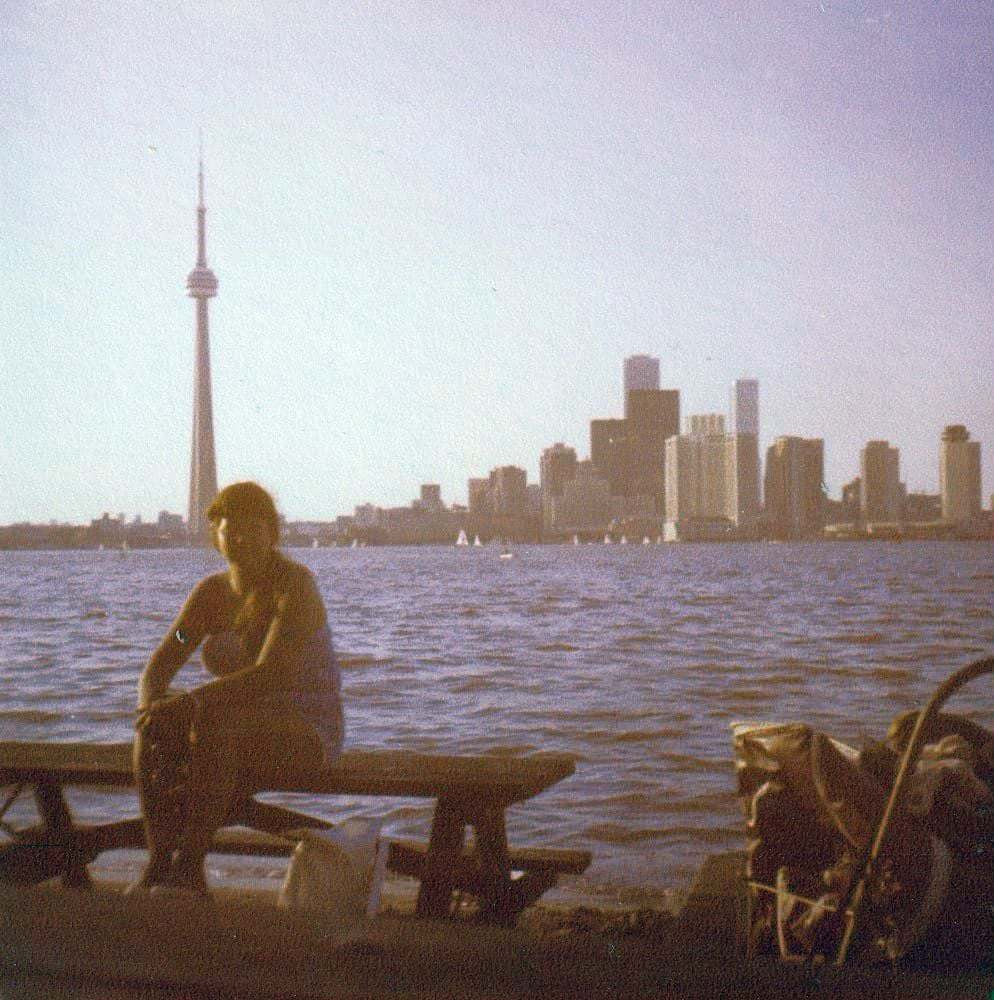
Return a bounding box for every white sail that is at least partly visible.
[456,529,469,546]
[572,534,579,545]
[642,536,650,545]
[473,535,482,546]
[620,535,628,545]
[603,534,611,544]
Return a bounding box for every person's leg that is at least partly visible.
[169,708,325,892]
[130,714,192,889]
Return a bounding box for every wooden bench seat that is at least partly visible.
[0,740,590,925]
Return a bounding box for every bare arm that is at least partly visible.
[138,575,225,710]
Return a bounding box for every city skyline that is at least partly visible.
[3,4,991,523]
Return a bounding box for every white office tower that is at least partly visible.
[727,379,761,529]
[623,355,660,395]
[664,425,731,541]
[940,425,982,524]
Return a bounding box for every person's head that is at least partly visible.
[206,481,280,568]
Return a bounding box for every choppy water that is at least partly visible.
[1,542,992,908]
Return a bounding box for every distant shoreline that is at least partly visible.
[1,535,991,552]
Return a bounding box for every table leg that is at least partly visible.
[472,808,515,926]
[32,781,92,889]
[415,798,465,920]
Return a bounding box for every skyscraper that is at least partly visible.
[540,442,578,532]
[623,355,660,410]
[186,158,219,543]
[728,378,761,527]
[940,425,982,523]
[730,379,759,436]
[590,418,631,496]
[860,440,903,523]
[626,388,680,512]
[764,436,825,539]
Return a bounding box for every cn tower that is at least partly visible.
[185,157,219,543]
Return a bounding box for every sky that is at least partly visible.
[2,1,991,523]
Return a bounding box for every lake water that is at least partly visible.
[1,542,992,909]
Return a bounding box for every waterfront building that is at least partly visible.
[905,493,942,523]
[548,461,613,535]
[540,443,578,532]
[664,429,729,527]
[728,378,761,527]
[623,354,660,407]
[626,388,680,513]
[416,484,443,511]
[860,440,903,523]
[353,504,379,528]
[723,433,760,531]
[764,436,825,539]
[467,478,492,516]
[526,483,543,518]
[940,425,982,523]
[840,478,861,523]
[185,157,220,544]
[590,418,631,497]
[489,465,528,517]
[592,390,679,513]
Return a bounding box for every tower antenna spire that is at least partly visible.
[198,130,205,208]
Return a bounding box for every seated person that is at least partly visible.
[131,481,343,895]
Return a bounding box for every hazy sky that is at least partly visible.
[2,1,991,523]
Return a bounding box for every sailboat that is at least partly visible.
[642,536,650,545]
[350,538,359,549]
[455,529,469,547]
[473,535,482,547]
[311,538,319,549]
[620,535,628,545]
[603,534,612,544]
[572,534,579,546]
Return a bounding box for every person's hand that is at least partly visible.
[134,692,197,732]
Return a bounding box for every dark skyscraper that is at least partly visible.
[590,418,631,497]
[626,388,680,511]
[764,436,825,539]
[186,158,219,542]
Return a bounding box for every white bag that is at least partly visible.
[278,819,389,919]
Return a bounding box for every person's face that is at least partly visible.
[215,514,273,571]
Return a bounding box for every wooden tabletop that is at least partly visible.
[0,741,576,805]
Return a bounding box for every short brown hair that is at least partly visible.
[206,481,280,545]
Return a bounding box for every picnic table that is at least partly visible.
[0,740,590,925]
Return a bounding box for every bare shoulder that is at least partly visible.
[171,572,233,640]
[192,571,232,603]
[275,556,324,609]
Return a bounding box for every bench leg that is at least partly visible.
[32,781,93,889]
[416,799,465,920]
